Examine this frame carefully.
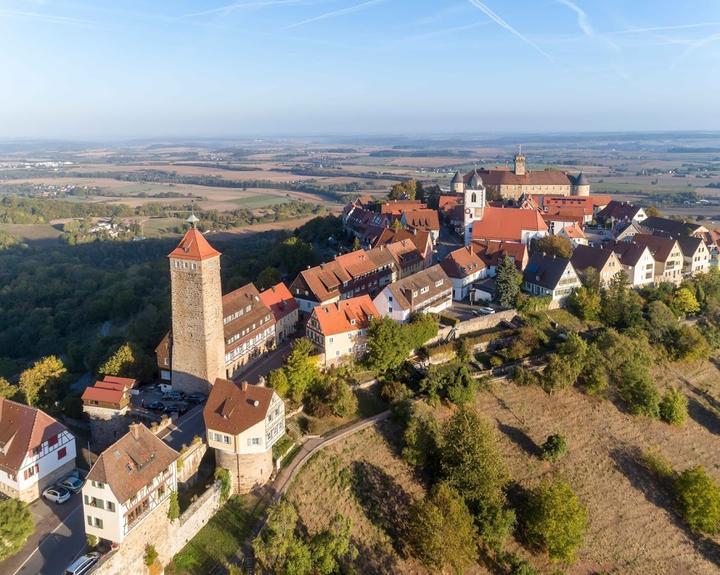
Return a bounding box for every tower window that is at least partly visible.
[471,193,477,203]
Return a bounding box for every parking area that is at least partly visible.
[129,383,207,420]
[446,301,502,322]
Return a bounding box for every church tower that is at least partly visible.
[464,170,486,246]
[168,217,226,394]
[451,171,464,195]
[513,147,526,176]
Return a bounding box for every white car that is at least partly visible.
[43,486,72,504]
[59,475,85,493]
[477,306,496,315]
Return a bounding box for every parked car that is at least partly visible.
[59,475,84,493]
[146,401,165,411]
[185,392,207,404]
[164,402,188,415]
[43,486,72,504]
[477,306,495,315]
[162,391,185,401]
[64,551,99,575]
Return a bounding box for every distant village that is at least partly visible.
[3,150,719,574]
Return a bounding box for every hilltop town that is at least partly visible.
[3,143,720,575]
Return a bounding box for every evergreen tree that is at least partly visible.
[495,255,522,308]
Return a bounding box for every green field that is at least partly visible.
[0,223,63,243]
[141,217,184,237]
[231,194,291,208]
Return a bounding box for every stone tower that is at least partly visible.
[451,171,464,195]
[573,172,590,196]
[464,170,486,246]
[169,220,226,394]
[513,150,526,176]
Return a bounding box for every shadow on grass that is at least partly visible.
[350,461,413,557]
[497,421,542,458]
[352,540,399,575]
[687,396,720,436]
[609,446,720,569]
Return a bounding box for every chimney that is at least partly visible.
[241,381,248,392]
[130,423,141,440]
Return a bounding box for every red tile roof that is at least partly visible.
[471,206,548,242]
[311,295,380,337]
[204,379,275,436]
[0,398,68,474]
[101,375,136,389]
[403,209,440,232]
[380,200,426,215]
[441,246,487,279]
[530,194,611,209]
[471,240,528,271]
[87,423,178,505]
[259,282,299,321]
[81,386,125,405]
[168,229,221,261]
[465,169,572,187]
[559,223,586,239]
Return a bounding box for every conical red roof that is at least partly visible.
[168,228,221,261]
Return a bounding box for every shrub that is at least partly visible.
[86,534,98,550]
[489,355,504,368]
[520,479,588,563]
[659,387,688,426]
[541,434,568,463]
[0,499,34,561]
[501,553,538,575]
[144,544,159,567]
[640,448,673,480]
[616,361,660,418]
[215,468,231,501]
[512,367,540,387]
[379,380,413,403]
[673,466,720,534]
[168,490,180,521]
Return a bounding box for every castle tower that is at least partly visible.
[451,171,464,195]
[464,170,486,246]
[513,148,526,176]
[573,172,590,196]
[168,218,226,394]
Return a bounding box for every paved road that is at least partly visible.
[0,493,86,575]
[233,340,293,386]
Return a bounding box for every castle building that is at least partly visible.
[167,222,226,395]
[203,379,285,493]
[451,152,590,201]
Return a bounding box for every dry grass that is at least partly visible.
[287,361,720,575]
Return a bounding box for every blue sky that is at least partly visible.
[1,0,720,138]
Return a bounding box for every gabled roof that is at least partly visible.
[0,398,69,474]
[640,216,705,237]
[597,200,643,222]
[222,283,275,344]
[311,295,380,336]
[100,375,136,390]
[380,200,426,215]
[402,209,440,232]
[632,234,678,262]
[372,228,431,255]
[471,240,528,271]
[610,241,651,267]
[571,245,615,272]
[168,228,221,261]
[559,223,587,239]
[86,423,178,504]
[471,206,548,243]
[81,386,125,405]
[203,379,275,436]
[441,246,487,279]
[523,252,574,290]
[259,282,298,321]
[383,264,451,311]
[675,235,705,257]
[464,168,572,187]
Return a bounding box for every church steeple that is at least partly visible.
[514,145,526,176]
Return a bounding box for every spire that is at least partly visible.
[169,228,221,261]
[186,200,199,228]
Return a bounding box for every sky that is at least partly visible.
[1,0,720,139]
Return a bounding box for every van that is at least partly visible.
[64,552,99,575]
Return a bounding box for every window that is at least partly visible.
[94,517,103,529]
[57,447,67,460]
[87,515,93,526]
[92,481,104,489]
[48,435,58,447]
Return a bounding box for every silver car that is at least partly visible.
[59,475,85,493]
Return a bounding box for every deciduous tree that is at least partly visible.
[408,483,478,574]
[0,499,34,561]
[19,356,66,406]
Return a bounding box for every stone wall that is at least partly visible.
[216,448,273,494]
[177,440,208,486]
[92,483,223,575]
[454,309,517,336]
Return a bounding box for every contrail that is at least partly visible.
[285,0,386,29]
[466,0,554,62]
[557,0,592,36]
[612,22,720,35]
